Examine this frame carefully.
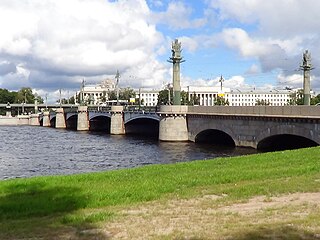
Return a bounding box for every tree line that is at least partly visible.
[0,87,43,104]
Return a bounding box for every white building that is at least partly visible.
[75,78,297,107]
[182,86,230,106]
[226,89,294,106]
[136,89,159,106]
[77,79,116,105]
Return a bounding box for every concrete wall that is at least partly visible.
[0,116,30,125]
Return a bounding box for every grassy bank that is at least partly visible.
[1,147,320,239]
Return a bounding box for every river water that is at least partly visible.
[0,126,257,180]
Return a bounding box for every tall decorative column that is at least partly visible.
[110,105,125,135]
[168,39,185,105]
[300,50,313,105]
[77,106,89,131]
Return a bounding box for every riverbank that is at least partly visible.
[1,147,320,239]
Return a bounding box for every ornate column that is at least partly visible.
[168,39,185,105]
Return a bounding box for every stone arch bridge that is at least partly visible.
[29,105,320,150]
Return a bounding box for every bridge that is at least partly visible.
[2,105,320,151]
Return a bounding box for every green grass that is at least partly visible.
[0,146,320,238]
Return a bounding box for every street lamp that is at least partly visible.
[115,70,120,105]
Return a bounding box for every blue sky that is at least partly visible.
[0,0,320,101]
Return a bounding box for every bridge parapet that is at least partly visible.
[187,106,320,118]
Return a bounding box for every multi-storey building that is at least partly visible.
[226,89,295,106]
[76,79,116,105]
[182,86,230,106]
[136,89,159,106]
[75,78,297,107]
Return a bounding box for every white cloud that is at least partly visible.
[245,64,260,75]
[208,0,320,37]
[0,0,168,96]
[152,1,207,30]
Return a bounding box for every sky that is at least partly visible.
[1,0,320,102]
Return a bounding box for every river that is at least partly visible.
[0,126,258,180]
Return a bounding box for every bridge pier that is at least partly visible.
[55,108,66,129]
[110,106,125,135]
[158,105,188,141]
[43,111,50,127]
[29,114,40,126]
[77,106,89,131]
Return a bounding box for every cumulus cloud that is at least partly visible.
[0,0,168,97]
[200,0,320,91]
[208,0,320,37]
[152,1,207,30]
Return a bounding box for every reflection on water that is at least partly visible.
[0,126,257,180]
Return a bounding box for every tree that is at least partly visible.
[0,88,16,103]
[157,89,173,105]
[120,87,136,100]
[256,99,270,106]
[288,89,303,105]
[311,94,320,105]
[214,96,229,106]
[15,87,35,104]
[189,92,200,105]
[108,87,136,101]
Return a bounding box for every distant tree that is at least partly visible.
[34,93,44,104]
[189,92,200,105]
[214,96,229,106]
[288,89,304,105]
[15,87,35,104]
[157,89,172,105]
[120,87,136,100]
[108,87,136,101]
[100,91,107,102]
[69,96,76,104]
[0,88,15,103]
[256,99,270,106]
[311,94,320,105]
[108,90,117,101]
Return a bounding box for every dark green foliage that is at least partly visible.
[108,87,135,101]
[214,96,229,106]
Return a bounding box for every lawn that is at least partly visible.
[0,147,319,239]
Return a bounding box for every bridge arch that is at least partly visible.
[124,114,160,124]
[125,117,159,137]
[194,129,235,147]
[89,115,111,132]
[50,116,56,128]
[66,114,77,130]
[257,124,320,151]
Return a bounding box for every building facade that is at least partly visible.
[75,79,297,107]
[226,89,295,106]
[136,89,159,106]
[77,79,116,105]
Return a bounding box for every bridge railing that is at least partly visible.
[187,106,320,118]
[88,106,112,112]
[124,105,159,113]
